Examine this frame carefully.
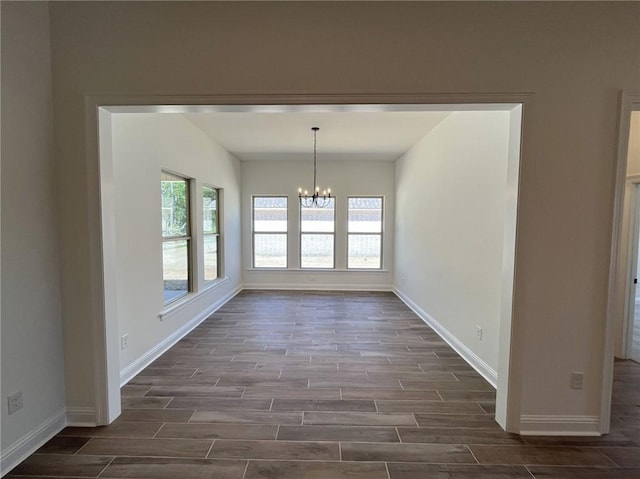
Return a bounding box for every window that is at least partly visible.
[301,198,335,269]
[161,172,191,303]
[348,197,383,269]
[253,196,287,268]
[203,185,219,282]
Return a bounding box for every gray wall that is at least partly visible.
[242,159,395,289]
[1,1,67,468]
[110,114,242,380]
[395,111,513,378]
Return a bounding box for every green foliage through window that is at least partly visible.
[162,172,189,238]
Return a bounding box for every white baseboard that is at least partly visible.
[66,407,98,427]
[243,283,393,291]
[393,287,498,388]
[0,408,67,476]
[519,415,601,436]
[393,289,604,437]
[120,286,242,386]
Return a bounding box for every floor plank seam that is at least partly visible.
[384,461,393,479]
[205,439,216,459]
[241,459,250,479]
[95,455,116,478]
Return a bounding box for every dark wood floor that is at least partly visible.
[8,290,640,478]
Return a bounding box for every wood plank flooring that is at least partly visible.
[8,290,640,478]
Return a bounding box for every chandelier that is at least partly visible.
[298,127,332,208]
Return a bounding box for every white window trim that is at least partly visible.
[300,198,336,269]
[247,267,389,273]
[161,171,193,305]
[202,184,221,283]
[159,276,229,321]
[252,195,288,269]
[347,196,384,270]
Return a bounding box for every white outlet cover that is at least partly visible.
[7,392,23,415]
[570,372,584,390]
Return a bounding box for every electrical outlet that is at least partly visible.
[476,326,483,340]
[7,391,23,415]
[570,372,584,390]
[121,334,129,350]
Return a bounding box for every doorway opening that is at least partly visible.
[626,180,640,364]
[90,96,525,434]
[605,93,640,432]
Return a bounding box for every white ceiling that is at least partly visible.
[183,111,452,162]
[107,103,519,162]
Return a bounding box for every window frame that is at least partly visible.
[252,195,289,269]
[300,197,336,269]
[347,196,384,270]
[161,171,193,305]
[202,184,221,283]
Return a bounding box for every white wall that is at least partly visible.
[38,1,640,434]
[394,111,511,377]
[242,160,395,290]
[1,2,67,473]
[111,114,242,378]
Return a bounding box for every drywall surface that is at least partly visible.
[45,2,640,431]
[395,111,510,374]
[241,159,395,289]
[111,114,242,374]
[1,1,67,468]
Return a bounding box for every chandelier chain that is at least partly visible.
[313,127,318,192]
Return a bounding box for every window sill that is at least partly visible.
[247,268,389,273]
[159,276,229,321]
